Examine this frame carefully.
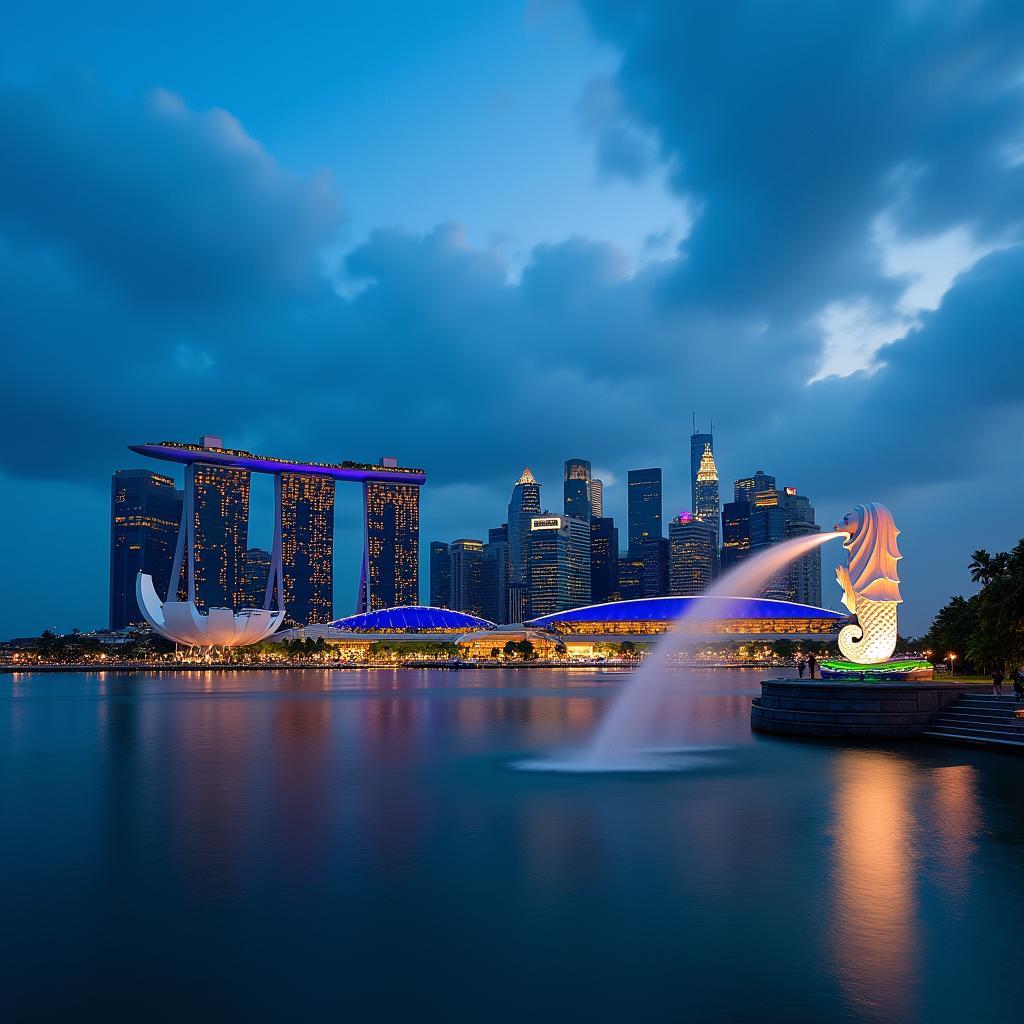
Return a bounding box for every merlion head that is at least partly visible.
[833,502,902,604]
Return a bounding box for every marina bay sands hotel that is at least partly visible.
[110,436,424,630]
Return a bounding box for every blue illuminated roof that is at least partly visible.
[527,596,845,627]
[331,605,496,631]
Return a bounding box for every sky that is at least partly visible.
[2,0,1023,637]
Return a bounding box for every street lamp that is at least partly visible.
[948,652,957,675]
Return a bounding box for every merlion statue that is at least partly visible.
[833,502,902,664]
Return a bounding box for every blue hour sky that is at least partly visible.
[2,0,1023,635]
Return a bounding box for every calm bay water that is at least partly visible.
[1,667,1021,1022]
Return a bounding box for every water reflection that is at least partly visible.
[830,751,919,1022]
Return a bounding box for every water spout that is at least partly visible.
[574,530,844,770]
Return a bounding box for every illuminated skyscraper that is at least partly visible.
[450,538,484,616]
[429,541,451,608]
[694,443,721,574]
[669,513,716,595]
[690,423,713,513]
[590,478,603,518]
[527,515,591,616]
[721,500,752,571]
[109,469,182,629]
[192,463,250,611]
[590,516,618,604]
[615,555,645,601]
[481,525,510,624]
[627,467,662,551]
[281,472,334,626]
[564,458,592,520]
[735,470,776,505]
[780,488,822,606]
[362,472,420,611]
[242,548,272,609]
[507,467,541,589]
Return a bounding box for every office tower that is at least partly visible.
[429,541,451,608]
[507,583,529,624]
[280,472,334,626]
[507,467,542,589]
[615,555,645,601]
[720,500,752,571]
[192,463,250,611]
[242,548,272,609]
[362,476,420,611]
[780,488,822,606]
[563,458,592,520]
[449,539,484,615]
[690,422,713,513]
[694,443,721,575]
[109,469,182,629]
[590,478,603,518]
[527,515,591,616]
[735,470,776,505]
[481,525,511,624]
[590,516,619,604]
[627,467,662,551]
[749,489,788,600]
[669,513,716,595]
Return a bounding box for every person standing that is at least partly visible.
[797,658,806,679]
[992,667,1004,697]
[1012,667,1024,702]
[808,653,817,680]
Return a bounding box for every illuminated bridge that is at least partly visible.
[131,437,425,644]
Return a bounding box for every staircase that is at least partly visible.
[924,692,1024,752]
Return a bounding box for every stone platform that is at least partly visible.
[751,678,967,739]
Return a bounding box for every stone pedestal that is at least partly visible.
[751,679,967,739]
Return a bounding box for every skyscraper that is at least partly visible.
[627,467,662,550]
[720,500,752,571]
[429,541,451,608]
[615,555,645,601]
[192,463,250,611]
[590,516,618,604]
[242,547,272,609]
[735,470,776,505]
[590,478,603,518]
[694,443,721,575]
[507,467,541,589]
[481,525,510,624]
[669,513,716,595]
[362,475,419,611]
[109,469,182,629]
[780,488,822,606]
[527,515,591,616]
[563,458,592,520]
[449,538,484,616]
[749,488,789,600]
[690,423,713,513]
[281,472,334,626]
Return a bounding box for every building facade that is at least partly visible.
[362,477,420,611]
[192,463,250,611]
[242,548,272,609]
[429,541,451,608]
[694,443,721,574]
[735,470,776,505]
[616,555,645,601]
[563,458,592,521]
[627,467,662,553]
[450,538,484,616]
[281,472,335,626]
[507,467,542,592]
[720,500,752,572]
[109,469,182,629]
[669,514,716,595]
[590,516,619,605]
[481,525,510,624]
[590,478,603,519]
[527,515,591,617]
[690,428,713,513]
[780,488,822,606]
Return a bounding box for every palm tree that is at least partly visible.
[969,549,994,584]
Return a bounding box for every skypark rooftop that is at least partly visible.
[129,441,426,484]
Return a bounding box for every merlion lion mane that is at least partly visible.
[834,502,902,665]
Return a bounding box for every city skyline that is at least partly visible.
[4,3,1024,637]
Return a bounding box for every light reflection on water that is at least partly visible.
[0,668,1015,1022]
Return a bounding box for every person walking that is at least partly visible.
[1012,667,1024,702]
[797,658,806,679]
[992,667,1004,697]
[808,653,817,680]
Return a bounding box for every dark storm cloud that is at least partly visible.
[582,0,1024,315]
[0,74,341,309]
